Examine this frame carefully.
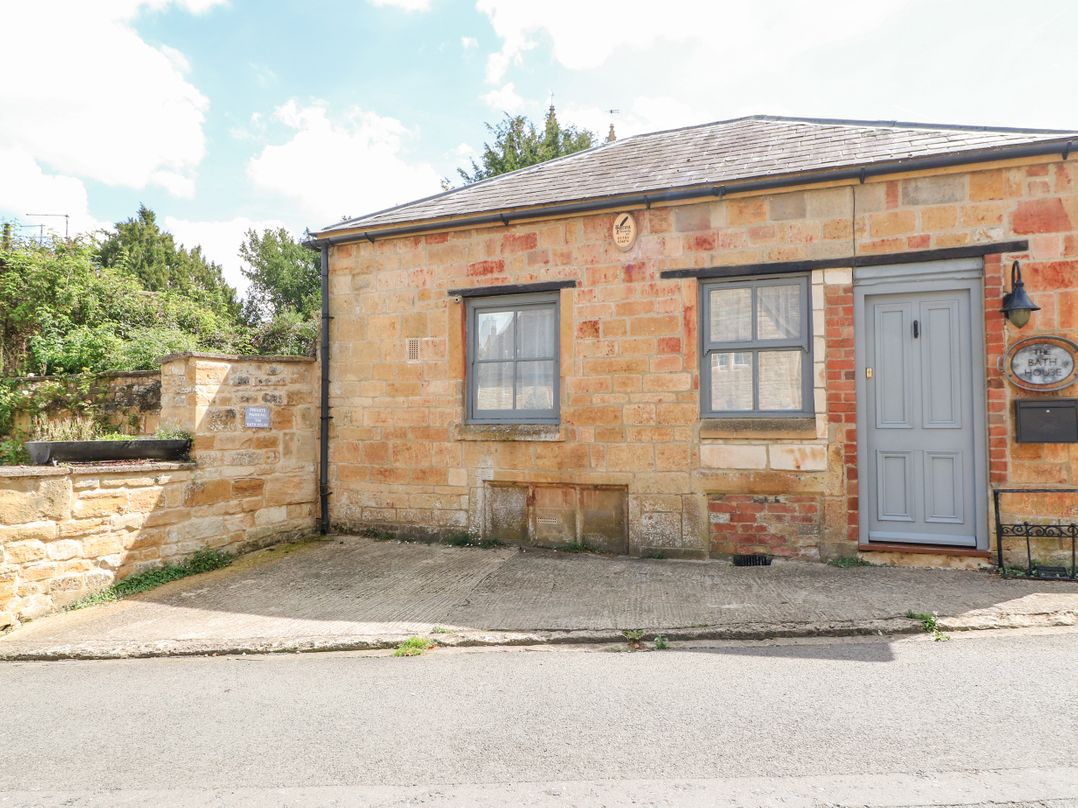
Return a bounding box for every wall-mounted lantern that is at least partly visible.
[1001,260,1040,329]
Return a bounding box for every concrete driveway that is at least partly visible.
[2,535,1077,659]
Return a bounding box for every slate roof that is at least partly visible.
[319,115,1077,235]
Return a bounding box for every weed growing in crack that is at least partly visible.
[359,527,396,541]
[394,636,435,657]
[906,610,949,642]
[828,556,877,568]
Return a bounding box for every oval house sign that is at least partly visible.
[612,212,638,251]
[1006,336,1078,392]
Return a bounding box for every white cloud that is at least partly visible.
[369,0,431,11]
[164,215,291,293]
[461,36,478,49]
[481,82,526,113]
[0,148,108,238]
[0,2,211,197]
[476,1,904,83]
[248,100,442,229]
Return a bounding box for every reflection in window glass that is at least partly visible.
[702,277,812,416]
[469,296,559,422]
[709,287,752,342]
[757,284,801,340]
[516,360,554,409]
[711,352,753,410]
[476,311,515,360]
[758,351,802,410]
[476,361,514,410]
[517,308,555,359]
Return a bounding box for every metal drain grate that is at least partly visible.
[406,337,420,362]
[732,553,773,567]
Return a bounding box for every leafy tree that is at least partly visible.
[457,105,596,184]
[0,238,246,376]
[96,205,240,318]
[239,227,321,322]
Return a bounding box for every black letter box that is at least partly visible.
[1015,399,1078,443]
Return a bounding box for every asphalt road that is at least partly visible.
[2,628,1077,807]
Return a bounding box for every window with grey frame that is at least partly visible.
[701,276,813,417]
[466,292,559,423]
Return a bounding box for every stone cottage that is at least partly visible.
[307,115,1078,566]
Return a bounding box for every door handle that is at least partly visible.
[913,319,920,339]
[866,367,873,379]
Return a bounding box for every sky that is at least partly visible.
[1,0,1076,295]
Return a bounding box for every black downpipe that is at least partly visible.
[318,245,331,534]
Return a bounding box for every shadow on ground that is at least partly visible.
[2,535,1076,661]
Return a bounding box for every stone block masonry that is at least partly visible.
[0,354,318,630]
[326,156,1077,566]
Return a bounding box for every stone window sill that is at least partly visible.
[453,423,564,442]
[699,417,817,441]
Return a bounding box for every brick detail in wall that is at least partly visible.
[983,253,1010,486]
[709,494,822,558]
[823,282,858,542]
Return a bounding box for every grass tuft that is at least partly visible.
[67,549,231,610]
[443,532,504,549]
[558,541,599,554]
[653,634,669,650]
[828,556,876,568]
[358,527,396,541]
[906,609,949,642]
[394,636,435,657]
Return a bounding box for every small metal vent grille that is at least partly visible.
[406,337,420,362]
[536,516,559,526]
[732,553,773,567]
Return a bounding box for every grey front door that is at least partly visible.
[862,287,979,546]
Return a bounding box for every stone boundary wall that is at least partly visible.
[9,370,162,437]
[1,354,318,630]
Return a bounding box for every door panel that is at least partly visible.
[874,303,914,429]
[877,451,914,522]
[920,299,962,428]
[863,289,977,546]
[924,451,963,524]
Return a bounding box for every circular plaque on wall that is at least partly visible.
[1005,335,1078,392]
[612,212,638,251]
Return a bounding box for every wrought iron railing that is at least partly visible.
[993,487,1078,581]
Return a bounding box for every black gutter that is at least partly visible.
[660,240,1031,280]
[305,139,1074,248]
[318,244,331,535]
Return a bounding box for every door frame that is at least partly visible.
[853,259,988,550]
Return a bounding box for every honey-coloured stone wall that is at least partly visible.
[0,354,318,630]
[325,155,1077,565]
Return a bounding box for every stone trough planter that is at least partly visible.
[26,439,192,465]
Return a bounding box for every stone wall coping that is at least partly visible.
[67,461,196,476]
[0,461,196,479]
[157,352,316,365]
[0,466,71,478]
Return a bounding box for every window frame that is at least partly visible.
[699,275,814,419]
[466,291,561,424]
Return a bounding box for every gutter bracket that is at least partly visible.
[363,233,375,244]
[500,213,510,226]
[858,167,867,184]
[1064,141,1073,161]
